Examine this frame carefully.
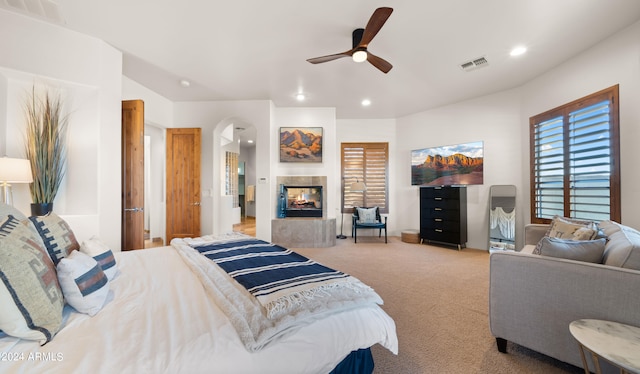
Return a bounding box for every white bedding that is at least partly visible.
[0,245,397,374]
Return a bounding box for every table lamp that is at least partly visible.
[0,157,33,206]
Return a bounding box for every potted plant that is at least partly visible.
[23,86,69,216]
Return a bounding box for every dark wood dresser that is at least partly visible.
[420,186,467,250]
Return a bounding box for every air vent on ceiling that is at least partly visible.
[460,56,489,72]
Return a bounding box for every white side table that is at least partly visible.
[569,319,640,374]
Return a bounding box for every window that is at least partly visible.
[224,151,239,208]
[341,142,389,213]
[530,85,620,223]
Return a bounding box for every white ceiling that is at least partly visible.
[6,0,640,119]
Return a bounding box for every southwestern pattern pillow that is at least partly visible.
[0,202,27,221]
[29,213,80,265]
[0,215,64,344]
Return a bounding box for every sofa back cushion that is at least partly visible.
[601,221,640,270]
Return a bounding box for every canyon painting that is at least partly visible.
[280,127,323,163]
[411,141,484,186]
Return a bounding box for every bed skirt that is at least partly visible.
[330,348,374,374]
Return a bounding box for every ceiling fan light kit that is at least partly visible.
[307,7,394,73]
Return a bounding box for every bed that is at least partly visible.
[0,208,397,373]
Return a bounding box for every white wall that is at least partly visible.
[396,90,523,250]
[337,119,398,237]
[520,20,640,230]
[273,107,337,220]
[173,100,272,241]
[394,19,640,250]
[0,10,122,250]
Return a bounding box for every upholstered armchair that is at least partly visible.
[352,207,387,243]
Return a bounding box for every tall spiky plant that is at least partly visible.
[24,87,69,204]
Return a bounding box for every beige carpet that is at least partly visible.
[294,236,583,374]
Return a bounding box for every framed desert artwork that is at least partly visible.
[279,127,323,163]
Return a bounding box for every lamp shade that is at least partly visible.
[350,181,367,192]
[0,157,33,183]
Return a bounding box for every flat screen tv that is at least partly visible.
[411,141,484,186]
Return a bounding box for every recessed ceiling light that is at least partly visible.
[510,46,527,57]
[248,140,254,144]
[361,99,371,106]
[296,93,306,101]
[179,79,191,87]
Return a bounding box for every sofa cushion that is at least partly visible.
[537,237,606,263]
[602,223,640,270]
[533,216,597,254]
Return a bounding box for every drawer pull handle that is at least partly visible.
[434,197,442,201]
[435,229,443,233]
[435,218,442,222]
[434,208,442,211]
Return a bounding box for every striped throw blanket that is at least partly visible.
[191,238,374,319]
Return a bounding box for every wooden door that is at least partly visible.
[121,100,145,250]
[166,128,201,243]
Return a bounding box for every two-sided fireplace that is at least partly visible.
[279,185,323,218]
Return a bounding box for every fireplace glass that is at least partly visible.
[284,185,322,217]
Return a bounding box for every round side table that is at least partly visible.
[569,319,640,374]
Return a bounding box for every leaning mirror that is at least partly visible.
[489,185,516,251]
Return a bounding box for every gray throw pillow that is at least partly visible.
[537,236,606,263]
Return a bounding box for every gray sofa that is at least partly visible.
[489,221,640,372]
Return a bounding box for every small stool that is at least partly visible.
[401,229,420,244]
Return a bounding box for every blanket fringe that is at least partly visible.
[266,281,374,320]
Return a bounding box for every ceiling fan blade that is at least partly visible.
[358,7,393,48]
[307,50,353,64]
[367,52,393,73]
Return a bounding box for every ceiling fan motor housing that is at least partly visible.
[352,28,365,48]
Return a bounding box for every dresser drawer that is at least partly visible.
[421,229,463,245]
[421,208,461,220]
[420,199,461,210]
[420,187,461,199]
[421,218,461,230]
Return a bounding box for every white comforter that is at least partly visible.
[0,245,397,374]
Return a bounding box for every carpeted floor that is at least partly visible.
[293,236,584,374]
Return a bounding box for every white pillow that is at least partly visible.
[357,207,378,224]
[80,236,119,280]
[57,251,110,316]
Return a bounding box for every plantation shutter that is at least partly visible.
[568,102,613,221]
[532,116,565,220]
[530,85,620,223]
[341,143,388,213]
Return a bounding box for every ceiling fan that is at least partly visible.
[307,7,394,73]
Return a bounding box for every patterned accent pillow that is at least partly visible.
[57,250,110,316]
[357,207,378,224]
[29,213,80,266]
[0,215,64,344]
[533,216,597,254]
[80,236,119,280]
[0,202,27,221]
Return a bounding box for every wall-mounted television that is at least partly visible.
[411,141,484,186]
